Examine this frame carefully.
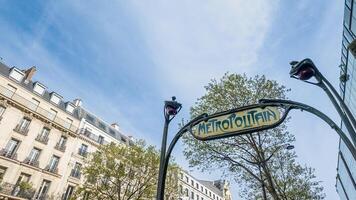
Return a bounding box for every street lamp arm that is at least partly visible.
[259,99,356,160]
[289,59,356,144]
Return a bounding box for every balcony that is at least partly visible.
[0,148,17,160]
[78,149,88,158]
[44,165,58,174]
[54,142,66,152]
[35,135,49,145]
[0,85,78,133]
[0,182,35,200]
[79,128,109,145]
[13,124,29,136]
[22,158,39,168]
[70,169,81,179]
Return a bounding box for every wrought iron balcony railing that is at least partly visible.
[44,165,58,174]
[35,134,49,145]
[0,148,17,160]
[0,84,78,133]
[54,142,66,152]
[70,169,81,179]
[0,182,35,199]
[78,149,88,158]
[13,124,29,136]
[23,157,39,168]
[79,128,109,145]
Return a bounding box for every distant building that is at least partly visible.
[337,0,356,199]
[0,62,131,200]
[178,170,232,200]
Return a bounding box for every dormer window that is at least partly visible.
[33,82,46,95]
[9,68,25,82]
[65,102,75,114]
[50,92,62,105]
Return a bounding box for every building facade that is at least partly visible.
[178,170,232,200]
[337,0,356,199]
[0,62,130,200]
[0,61,228,200]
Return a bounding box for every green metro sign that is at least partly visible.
[191,106,284,140]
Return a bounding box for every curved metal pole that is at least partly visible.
[319,71,356,130]
[315,76,356,145]
[157,117,169,200]
[157,113,208,200]
[157,99,356,200]
[319,72,356,128]
[260,99,356,160]
[157,99,182,200]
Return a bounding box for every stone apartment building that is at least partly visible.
[178,170,232,200]
[0,62,130,200]
[0,61,232,200]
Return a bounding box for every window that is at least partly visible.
[47,155,59,172]
[36,127,50,144]
[71,162,82,178]
[0,166,7,182]
[109,129,116,136]
[15,117,31,134]
[86,114,95,123]
[12,173,31,196]
[9,68,24,82]
[4,84,17,97]
[191,180,194,186]
[3,138,20,158]
[35,180,51,200]
[196,194,199,200]
[98,136,104,144]
[79,144,88,157]
[185,176,189,182]
[98,122,106,131]
[179,185,183,194]
[29,98,40,111]
[196,183,199,188]
[191,191,194,199]
[63,185,74,200]
[64,118,73,129]
[0,106,6,117]
[56,135,68,151]
[26,148,41,166]
[352,1,356,35]
[65,102,75,114]
[201,186,203,191]
[50,92,62,105]
[184,188,188,197]
[33,82,46,95]
[48,109,57,121]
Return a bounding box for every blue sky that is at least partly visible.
[0,0,344,199]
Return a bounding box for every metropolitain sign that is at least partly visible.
[191,106,283,140]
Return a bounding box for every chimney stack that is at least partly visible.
[111,123,120,131]
[73,99,82,107]
[23,66,36,83]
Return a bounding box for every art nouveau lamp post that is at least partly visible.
[289,58,356,145]
[156,97,181,200]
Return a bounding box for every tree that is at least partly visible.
[73,141,179,200]
[183,73,325,200]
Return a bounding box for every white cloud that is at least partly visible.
[128,0,280,100]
